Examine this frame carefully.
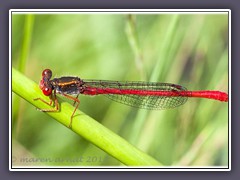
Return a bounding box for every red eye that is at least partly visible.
[42,69,52,79]
[42,87,52,96]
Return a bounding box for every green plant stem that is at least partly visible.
[129,15,180,145]
[12,14,35,136]
[18,14,35,72]
[125,15,146,80]
[12,67,162,166]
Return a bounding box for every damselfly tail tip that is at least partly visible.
[219,91,228,102]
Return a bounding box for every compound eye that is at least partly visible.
[42,87,52,96]
[42,69,52,79]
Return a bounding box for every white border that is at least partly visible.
[11,9,229,15]
[9,9,13,172]
[11,166,229,171]
[228,9,231,171]
[9,9,231,171]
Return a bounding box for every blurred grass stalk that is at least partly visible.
[127,15,180,145]
[12,15,35,136]
[12,67,162,166]
[125,15,146,80]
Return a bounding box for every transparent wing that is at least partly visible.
[83,80,188,110]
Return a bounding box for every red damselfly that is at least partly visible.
[34,69,228,128]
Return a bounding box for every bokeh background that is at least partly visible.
[12,12,229,167]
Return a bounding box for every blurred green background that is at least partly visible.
[12,13,229,167]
